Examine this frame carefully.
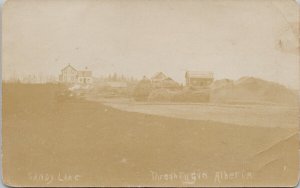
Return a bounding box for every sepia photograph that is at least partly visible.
[2,0,300,186]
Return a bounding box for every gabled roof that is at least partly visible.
[151,72,168,81]
[185,71,214,79]
[164,77,174,81]
[62,64,77,72]
[163,77,179,85]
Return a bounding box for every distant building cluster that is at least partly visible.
[142,71,214,89]
[59,64,93,84]
[56,64,215,102]
[58,64,214,92]
[134,71,214,102]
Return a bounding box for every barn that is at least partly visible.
[185,71,214,89]
[151,72,180,89]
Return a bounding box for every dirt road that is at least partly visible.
[88,97,298,128]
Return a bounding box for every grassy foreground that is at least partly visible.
[2,83,299,187]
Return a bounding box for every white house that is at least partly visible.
[59,65,93,84]
[59,64,78,83]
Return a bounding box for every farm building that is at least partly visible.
[185,71,214,88]
[59,64,78,83]
[59,65,93,84]
[77,69,93,84]
[151,72,180,89]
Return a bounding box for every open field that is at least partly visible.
[87,97,299,128]
[3,84,299,187]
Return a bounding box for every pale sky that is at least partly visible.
[2,0,300,89]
